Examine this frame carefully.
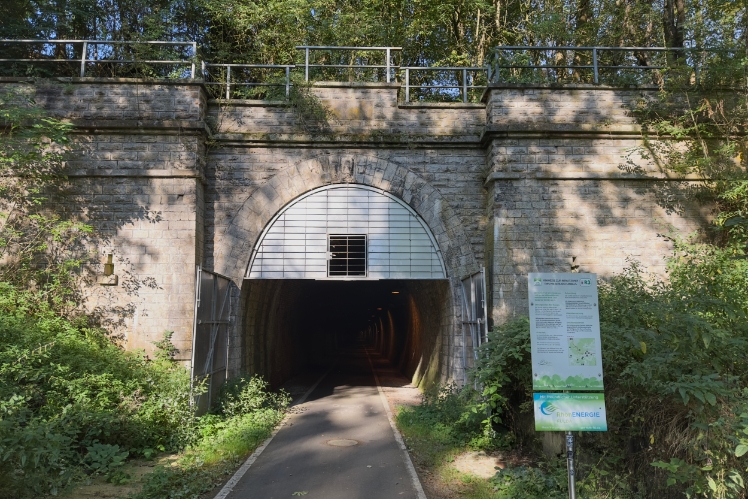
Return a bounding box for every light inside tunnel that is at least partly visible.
[239,279,450,390]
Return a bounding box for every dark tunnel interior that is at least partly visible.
[240,279,450,389]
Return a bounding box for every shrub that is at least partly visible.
[472,238,748,498]
[0,286,197,497]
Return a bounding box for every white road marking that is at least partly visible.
[365,349,428,499]
[213,364,335,499]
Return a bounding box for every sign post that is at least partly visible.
[528,273,607,499]
[566,431,576,499]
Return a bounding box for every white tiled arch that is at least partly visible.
[247,184,447,280]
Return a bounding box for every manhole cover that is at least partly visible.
[326,439,359,447]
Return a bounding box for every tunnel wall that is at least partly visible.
[401,281,453,388]
[0,78,713,386]
[239,279,311,386]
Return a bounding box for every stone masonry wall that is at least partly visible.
[0,78,207,364]
[0,77,712,385]
[483,85,709,325]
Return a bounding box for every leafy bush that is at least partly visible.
[83,443,130,484]
[133,381,290,499]
[0,285,200,497]
[216,375,291,419]
[490,464,567,498]
[395,383,511,472]
[472,238,748,498]
[0,285,292,498]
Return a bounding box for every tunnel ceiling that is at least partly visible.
[247,185,446,280]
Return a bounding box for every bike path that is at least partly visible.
[223,348,421,499]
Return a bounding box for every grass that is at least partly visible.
[130,409,284,499]
[394,389,517,499]
[397,405,508,499]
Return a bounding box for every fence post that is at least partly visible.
[226,65,231,100]
[191,42,197,78]
[386,48,391,83]
[405,68,410,103]
[463,68,468,103]
[305,47,310,82]
[593,47,599,84]
[286,66,291,98]
[495,49,501,83]
[80,41,87,77]
[201,60,206,80]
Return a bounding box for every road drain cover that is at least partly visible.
[326,439,359,447]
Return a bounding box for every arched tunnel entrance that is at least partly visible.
[236,184,453,390]
[240,279,450,389]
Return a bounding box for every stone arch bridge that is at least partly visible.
[0,75,705,388]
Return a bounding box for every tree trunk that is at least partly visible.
[573,0,593,81]
[663,0,685,62]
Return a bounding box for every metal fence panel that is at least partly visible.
[191,266,231,415]
[461,267,489,383]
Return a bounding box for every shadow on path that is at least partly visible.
[225,344,420,499]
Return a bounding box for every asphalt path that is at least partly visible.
[223,347,422,499]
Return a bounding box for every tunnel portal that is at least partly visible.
[239,185,451,389]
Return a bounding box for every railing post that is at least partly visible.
[386,48,391,83]
[463,68,468,103]
[80,41,87,77]
[201,60,206,80]
[305,47,310,82]
[191,42,197,78]
[226,65,231,100]
[405,68,410,103]
[495,49,501,83]
[285,66,291,98]
[593,47,599,84]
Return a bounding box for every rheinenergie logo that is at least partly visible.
[539,401,558,415]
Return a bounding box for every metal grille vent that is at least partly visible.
[328,235,367,277]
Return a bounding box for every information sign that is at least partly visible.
[528,273,604,391]
[534,393,608,431]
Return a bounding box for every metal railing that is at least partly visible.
[490,46,744,85]
[402,66,486,103]
[296,46,401,83]
[202,62,294,99]
[0,39,197,78]
[3,40,741,100]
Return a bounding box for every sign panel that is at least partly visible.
[529,273,603,391]
[534,393,608,431]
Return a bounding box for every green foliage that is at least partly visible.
[83,443,131,483]
[4,0,746,72]
[0,89,94,314]
[471,244,748,498]
[133,384,288,499]
[471,316,532,429]
[0,286,290,498]
[395,383,510,471]
[490,464,568,498]
[215,375,291,420]
[0,286,194,496]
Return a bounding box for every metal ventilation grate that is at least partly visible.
[328,235,367,277]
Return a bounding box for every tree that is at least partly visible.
[0,89,92,315]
